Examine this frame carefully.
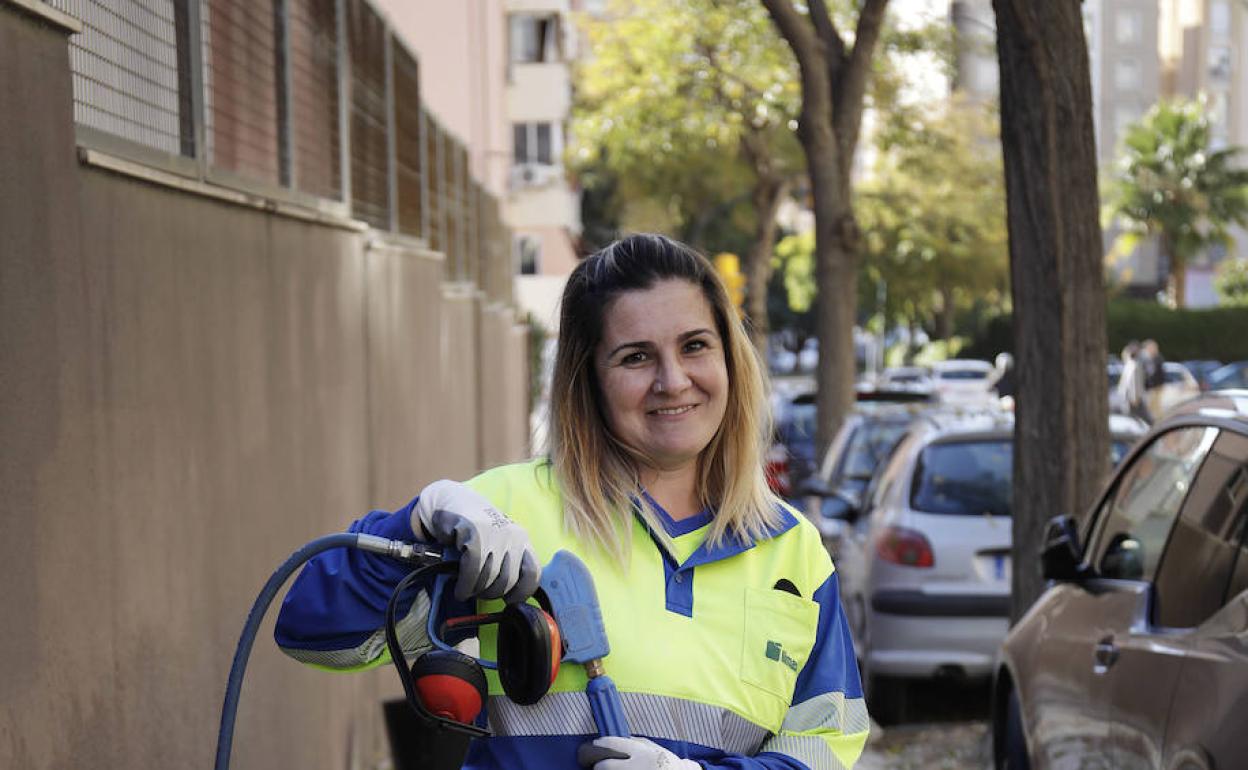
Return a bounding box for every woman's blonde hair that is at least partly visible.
[546,233,782,556]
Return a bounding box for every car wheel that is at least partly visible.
[995,689,1030,770]
[864,671,908,726]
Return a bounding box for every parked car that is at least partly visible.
[876,366,935,395]
[993,390,1248,770]
[1181,359,1223,391]
[1208,360,1248,391]
[825,409,1147,723]
[930,359,996,406]
[770,389,928,505]
[799,397,935,549]
[766,392,819,502]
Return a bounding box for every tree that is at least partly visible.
[571,0,803,349]
[1103,96,1248,307]
[761,0,890,455]
[992,1,1109,621]
[1215,257,1248,307]
[857,97,1009,340]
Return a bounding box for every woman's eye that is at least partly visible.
[621,351,648,365]
[684,339,708,353]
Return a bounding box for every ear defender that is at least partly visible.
[497,603,562,705]
[411,649,488,725]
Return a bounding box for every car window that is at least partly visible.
[838,421,911,480]
[910,439,1012,517]
[1223,470,1248,601]
[1163,367,1189,385]
[1091,426,1218,581]
[939,370,988,381]
[1210,364,1247,389]
[1153,432,1248,627]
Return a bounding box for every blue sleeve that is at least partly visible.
[273,500,422,652]
[692,571,868,769]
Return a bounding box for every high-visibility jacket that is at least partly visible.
[275,460,869,769]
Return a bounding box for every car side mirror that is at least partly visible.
[1040,514,1088,582]
[795,478,861,522]
[821,491,861,523]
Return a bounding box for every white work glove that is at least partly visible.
[411,480,540,604]
[577,737,701,769]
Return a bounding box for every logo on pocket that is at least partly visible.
[764,640,799,672]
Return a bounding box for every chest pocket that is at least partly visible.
[739,586,819,702]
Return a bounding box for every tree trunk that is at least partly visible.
[993,0,1109,623]
[1165,235,1187,307]
[761,0,887,457]
[742,175,789,353]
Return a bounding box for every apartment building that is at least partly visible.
[506,0,584,331]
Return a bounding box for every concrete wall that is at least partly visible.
[0,4,528,768]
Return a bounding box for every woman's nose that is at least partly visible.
[653,358,691,395]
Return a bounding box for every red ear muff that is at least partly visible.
[497,603,561,705]
[411,650,487,725]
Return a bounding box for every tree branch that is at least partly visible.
[834,0,890,164]
[808,0,847,63]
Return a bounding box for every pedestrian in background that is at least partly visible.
[272,234,869,769]
[992,352,1016,400]
[1140,339,1166,420]
[1119,341,1151,423]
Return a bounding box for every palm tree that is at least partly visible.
[1103,96,1248,306]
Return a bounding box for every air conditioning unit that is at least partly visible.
[510,163,560,190]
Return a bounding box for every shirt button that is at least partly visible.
[673,573,684,583]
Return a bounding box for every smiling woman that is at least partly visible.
[274,233,870,769]
[594,280,729,504]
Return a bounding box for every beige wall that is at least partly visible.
[0,5,527,768]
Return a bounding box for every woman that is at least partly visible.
[275,234,868,768]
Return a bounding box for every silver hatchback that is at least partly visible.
[830,409,1146,723]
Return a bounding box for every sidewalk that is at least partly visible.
[857,719,990,770]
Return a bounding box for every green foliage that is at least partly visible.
[1103,96,1248,285]
[1215,258,1248,307]
[963,300,1248,362]
[855,96,1010,332]
[570,0,801,244]
[524,313,549,420]
[772,230,816,312]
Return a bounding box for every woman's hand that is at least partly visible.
[577,737,700,769]
[412,480,541,604]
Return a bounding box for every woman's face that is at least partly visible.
[595,279,729,473]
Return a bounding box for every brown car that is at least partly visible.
[993,391,1248,770]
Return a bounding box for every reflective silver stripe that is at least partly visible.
[488,691,770,755]
[781,692,871,736]
[761,733,848,770]
[280,589,432,670]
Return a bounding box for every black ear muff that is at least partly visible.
[411,650,488,725]
[497,604,561,705]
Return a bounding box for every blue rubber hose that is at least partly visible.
[214,533,359,770]
[214,533,438,770]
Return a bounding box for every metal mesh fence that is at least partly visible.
[53,0,509,283]
[288,0,341,198]
[392,38,422,239]
[424,113,443,253]
[201,0,281,184]
[346,0,388,229]
[51,0,188,155]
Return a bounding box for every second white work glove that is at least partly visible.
[577,737,701,769]
[412,479,540,604]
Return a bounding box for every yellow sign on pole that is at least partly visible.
[713,252,746,311]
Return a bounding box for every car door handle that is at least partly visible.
[1094,636,1118,672]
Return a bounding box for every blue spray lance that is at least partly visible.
[214,535,629,770]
